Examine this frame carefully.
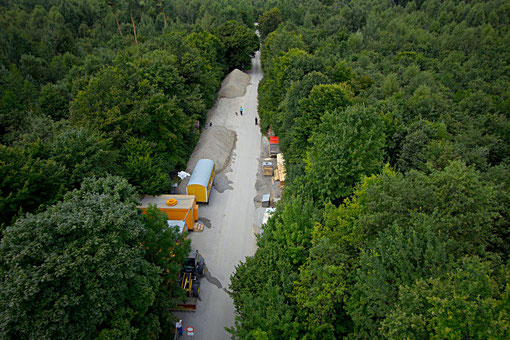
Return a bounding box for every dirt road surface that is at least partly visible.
[174,51,263,339]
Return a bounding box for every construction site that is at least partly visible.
[135,50,283,339]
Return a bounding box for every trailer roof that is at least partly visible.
[187,159,215,187]
[138,195,195,210]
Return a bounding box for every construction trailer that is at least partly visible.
[137,195,198,231]
[186,159,215,203]
[268,136,280,157]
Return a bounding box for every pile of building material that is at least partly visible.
[193,221,205,232]
[218,69,251,98]
[273,153,286,187]
[186,126,236,174]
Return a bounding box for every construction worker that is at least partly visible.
[176,320,183,336]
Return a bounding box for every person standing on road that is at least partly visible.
[176,320,183,336]
[240,106,243,116]
[255,117,258,125]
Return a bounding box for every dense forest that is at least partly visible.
[230,0,510,339]
[1,0,509,339]
[0,0,259,338]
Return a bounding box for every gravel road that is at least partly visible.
[174,50,263,339]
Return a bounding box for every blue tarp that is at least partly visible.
[187,159,214,187]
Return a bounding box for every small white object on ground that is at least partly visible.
[178,171,190,180]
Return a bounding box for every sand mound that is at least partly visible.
[218,69,251,98]
[186,126,237,174]
[177,126,236,194]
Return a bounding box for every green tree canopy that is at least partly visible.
[299,105,385,204]
[381,257,510,339]
[215,20,259,71]
[0,176,160,339]
[257,7,282,39]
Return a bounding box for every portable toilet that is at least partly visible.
[138,195,198,231]
[186,159,215,203]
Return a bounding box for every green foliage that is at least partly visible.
[233,0,510,338]
[397,120,451,172]
[288,161,501,338]
[300,105,386,204]
[140,205,191,338]
[37,81,71,120]
[0,65,37,142]
[2,0,510,338]
[293,232,350,338]
[286,82,355,163]
[257,8,282,39]
[0,144,67,228]
[69,49,197,192]
[45,126,115,188]
[329,60,353,83]
[0,0,254,199]
[215,20,259,71]
[0,123,115,229]
[348,214,453,337]
[0,176,160,339]
[381,257,510,339]
[260,27,306,67]
[229,197,319,339]
[120,137,172,195]
[258,48,323,131]
[279,71,330,160]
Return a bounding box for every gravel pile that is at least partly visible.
[177,126,237,194]
[218,69,251,98]
[185,126,237,174]
[176,69,249,194]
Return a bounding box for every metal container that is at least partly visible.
[262,194,271,207]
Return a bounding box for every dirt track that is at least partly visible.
[174,50,264,339]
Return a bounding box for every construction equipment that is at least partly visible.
[174,250,205,311]
[180,250,205,297]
